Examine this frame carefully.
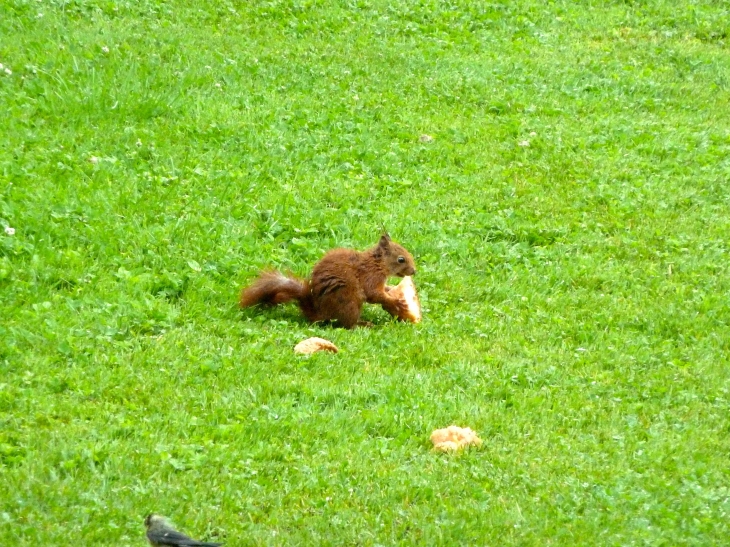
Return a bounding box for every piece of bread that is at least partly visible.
[388,276,421,323]
[430,425,482,451]
[294,337,339,354]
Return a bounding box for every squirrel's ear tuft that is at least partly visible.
[379,232,391,247]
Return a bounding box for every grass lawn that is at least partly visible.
[2,0,730,545]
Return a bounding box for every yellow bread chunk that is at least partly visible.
[387,276,422,323]
[294,337,339,354]
[430,425,482,452]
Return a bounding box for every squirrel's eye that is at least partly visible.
[397,256,405,263]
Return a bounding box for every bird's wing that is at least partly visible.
[147,528,221,546]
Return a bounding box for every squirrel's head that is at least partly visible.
[374,233,416,277]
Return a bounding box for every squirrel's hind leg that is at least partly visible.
[335,308,362,329]
[317,292,362,329]
[334,301,363,329]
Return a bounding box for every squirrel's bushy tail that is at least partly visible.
[239,270,316,320]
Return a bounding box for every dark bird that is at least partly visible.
[144,514,223,547]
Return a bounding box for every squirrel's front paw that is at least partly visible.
[389,296,409,318]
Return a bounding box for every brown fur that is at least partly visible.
[240,234,416,328]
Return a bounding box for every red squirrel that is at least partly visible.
[240,233,416,328]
